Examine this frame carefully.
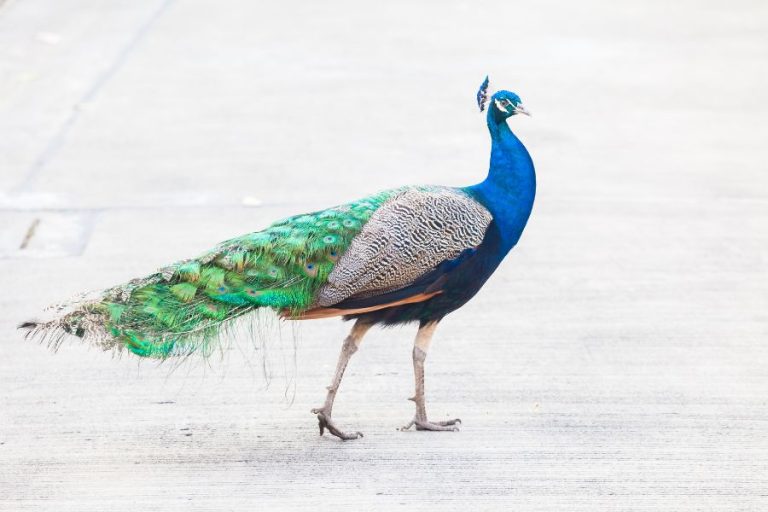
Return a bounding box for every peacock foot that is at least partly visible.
[399,417,461,432]
[311,408,363,441]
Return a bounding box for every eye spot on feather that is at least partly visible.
[342,219,356,228]
[322,235,336,244]
[328,250,339,262]
[304,262,318,277]
[198,303,226,319]
[217,286,227,294]
[268,267,279,277]
[327,221,341,230]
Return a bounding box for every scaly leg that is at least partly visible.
[311,320,372,440]
[400,321,461,432]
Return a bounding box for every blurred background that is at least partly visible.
[1,1,766,510]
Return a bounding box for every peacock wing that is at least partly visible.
[313,186,492,308]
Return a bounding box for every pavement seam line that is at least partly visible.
[18,218,41,250]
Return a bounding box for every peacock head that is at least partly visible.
[476,76,531,119]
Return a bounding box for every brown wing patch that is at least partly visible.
[284,291,442,320]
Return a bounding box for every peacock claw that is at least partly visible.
[399,417,461,432]
[311,408,363,441]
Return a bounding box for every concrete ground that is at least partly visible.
[1,0,767,510]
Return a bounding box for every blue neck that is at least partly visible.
[465,111,536,252]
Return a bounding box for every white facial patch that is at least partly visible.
[494,98,509,113]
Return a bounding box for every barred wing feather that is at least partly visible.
[314,187,492,308]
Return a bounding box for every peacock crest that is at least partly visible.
[476,75,490,112]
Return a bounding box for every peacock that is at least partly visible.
[20,77,535,441]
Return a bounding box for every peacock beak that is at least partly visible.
[515,104,531,117]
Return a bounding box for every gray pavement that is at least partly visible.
[1,0,767,510]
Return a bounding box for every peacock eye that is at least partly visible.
[494,98,510,113]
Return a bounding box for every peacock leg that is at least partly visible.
[400,321,461,432]
[311,319,372,440]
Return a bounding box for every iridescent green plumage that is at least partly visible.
[56,189,401,359]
